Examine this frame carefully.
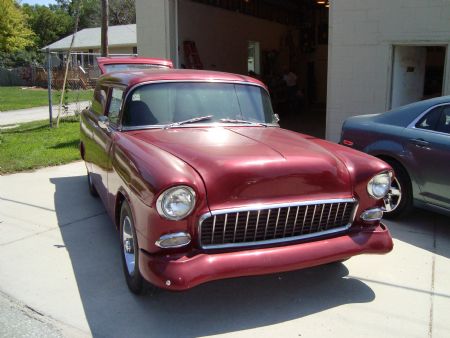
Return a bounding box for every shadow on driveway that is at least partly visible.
[384,208,450,259]
[51,175,375,337]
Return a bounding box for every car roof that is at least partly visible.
[97,57,173,67]
[98,68,266,90]
[375,95,450,126]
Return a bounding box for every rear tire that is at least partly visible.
[119,201,144,294]
[382,160,413,219]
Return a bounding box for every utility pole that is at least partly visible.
[101,0,109,57]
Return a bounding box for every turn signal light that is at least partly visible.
[155,232,191,248]
[342,139,354,147]
[360,208,384,222]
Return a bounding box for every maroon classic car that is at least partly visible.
[80,68,394,294]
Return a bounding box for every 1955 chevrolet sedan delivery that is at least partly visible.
[80,68,394,294]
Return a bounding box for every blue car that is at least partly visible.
[341,96,450,218]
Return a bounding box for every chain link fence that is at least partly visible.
[0,51,136,122]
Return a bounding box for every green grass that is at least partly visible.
[0,118,81,174]
[0,86,93,111]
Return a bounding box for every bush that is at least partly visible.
[0,50,43,68]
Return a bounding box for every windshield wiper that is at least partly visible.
[164,115,213,129]
[219,118,268,127]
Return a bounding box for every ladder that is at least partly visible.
[183,41,203,69]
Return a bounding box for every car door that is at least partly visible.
[92,86,124,215]
[403,104,450,209]
[84,84,108,184]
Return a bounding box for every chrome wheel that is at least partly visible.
[122,215,136,275]
[383,177,402,213]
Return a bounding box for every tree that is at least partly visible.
[109,0,135,25]
[22,4,73,48]
[0,0,35,53]
[54,0,135,29]
[54,0,101,29]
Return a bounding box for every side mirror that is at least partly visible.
[98,115,110,131]
[273,113,280,123]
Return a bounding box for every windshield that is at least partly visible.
[104,64,170,72]
[122,82,275,127]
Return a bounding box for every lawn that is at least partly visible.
[0,118,80,174]
[0,86,93,111]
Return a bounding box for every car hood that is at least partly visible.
[129,127,352,210]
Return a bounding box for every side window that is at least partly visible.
[436,105,450,134]
[415,106,442,131]
[108,88,124,125]
[92,85,108,115]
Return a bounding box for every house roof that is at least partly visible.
[43,24,136,51]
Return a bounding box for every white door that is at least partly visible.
[391,46,426,109]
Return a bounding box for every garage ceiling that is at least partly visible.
[191,0,327,26]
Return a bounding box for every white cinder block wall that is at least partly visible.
[326,0,450,142]
[136,0,177,61]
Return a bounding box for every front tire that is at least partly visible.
[383,161,413,219]
[119,201,144,294]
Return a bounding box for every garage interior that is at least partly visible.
[178,0,330,137]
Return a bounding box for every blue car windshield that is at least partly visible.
[122,82,275,127]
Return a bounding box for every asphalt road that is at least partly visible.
[0,162,449,337]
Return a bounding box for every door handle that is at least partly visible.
[409,138,431,149]
[98,116,111,132]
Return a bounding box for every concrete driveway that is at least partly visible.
[0,101,90,126]
[0,162,449,337]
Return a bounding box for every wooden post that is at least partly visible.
[56,0,81,128]
[101,0,109,57]
[46,48,53,128]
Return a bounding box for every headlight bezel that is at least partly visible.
[156,185,196,220]
[367,171,392,200]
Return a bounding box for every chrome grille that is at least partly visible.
[199,199,357,249]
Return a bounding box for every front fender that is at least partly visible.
[311,139,392,222]
[364,139,405,159]
[109,132,209,253]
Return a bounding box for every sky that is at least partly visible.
[20,0,57,5]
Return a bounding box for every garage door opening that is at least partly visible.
[178,0,330,138]
[391,45,446,109]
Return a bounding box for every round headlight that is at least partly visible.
[156,186,196,220]
[367,172,392,199]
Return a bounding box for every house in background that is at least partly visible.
[43,24,137,68]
